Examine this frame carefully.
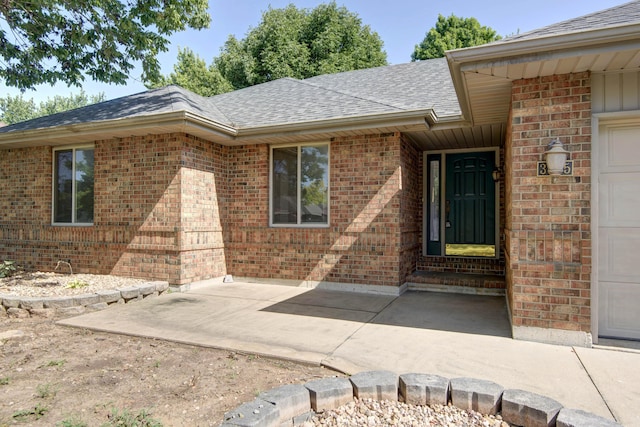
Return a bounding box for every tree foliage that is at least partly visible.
[146,48,233,96]
[147,2,386,96]
[412,14,501,61]
[215,2,387,90]
[0,0,210,90]
[0,91,106,124]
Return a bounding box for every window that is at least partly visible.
[53,146,94,224]
[270,143,329,226]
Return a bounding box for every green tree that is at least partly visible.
[0,95,36,124]
[0,0,210,90]
[0,91,106,124]
[215,2,387,90]
[146,48,233,96]
[412,14,501,61]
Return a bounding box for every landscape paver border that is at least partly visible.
[221,370,621,427]
[0,281,169,318]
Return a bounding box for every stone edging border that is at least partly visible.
[0,281,170,319]
[221,370,621,427]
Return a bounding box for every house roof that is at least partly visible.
[1,1,639,149]
[500,0,640,42]
[0,85,231,133]
[208,59,460,129]
[0,58,458,148]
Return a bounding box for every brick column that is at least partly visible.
[507,72,592,346]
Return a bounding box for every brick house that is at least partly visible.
[1,2,639,346]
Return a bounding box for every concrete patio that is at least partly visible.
[58,280,640,426]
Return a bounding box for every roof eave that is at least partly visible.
[447,22,640,65]
[0,109,440,148]
[0,111,238,148]
[445,22,640,125]
[235,109,438,141]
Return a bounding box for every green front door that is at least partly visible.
[445,151,496,257]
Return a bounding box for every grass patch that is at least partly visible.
[0,377,9,385]
[103,408,163,427]
[43,359,67,368]
[0,260,17,278]
[36,383,58,399]
[65,279,90,289]
[57,415,88,427]
[12,404,48,422]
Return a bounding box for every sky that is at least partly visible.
[0,0,628,103]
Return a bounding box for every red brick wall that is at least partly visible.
[505,103,515,312]
[1,130,415,289]
[0,147,51,224]
[224,133,406,288]
[507,72,592,333]
[94,134,181,282]
[399,135,422,283]
[0,133,227,285]
[177,138,228,283]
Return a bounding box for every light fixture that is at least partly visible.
[492,167,502,182]
[544,139,569,176]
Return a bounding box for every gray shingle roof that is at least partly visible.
[212,77,405,128]
[499,0,640,43]
[0,85,230,133]
[0,58,458,135]
[305,58,460,117]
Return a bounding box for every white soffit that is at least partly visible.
[449,24,640,126]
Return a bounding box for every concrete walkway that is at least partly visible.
[58,280,640,426]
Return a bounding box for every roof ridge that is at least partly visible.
[499,0,640,42]
[162,84,236,126]
[298,71,407,112]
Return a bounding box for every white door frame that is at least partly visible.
[591,110,640,344]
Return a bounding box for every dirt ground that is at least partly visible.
[0,314,335,426]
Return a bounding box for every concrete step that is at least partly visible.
[406,271,506,296]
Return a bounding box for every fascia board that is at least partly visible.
[235,109,437,138]
[0,111,238,148]
[0,109,442,148]
[447,23,640,66]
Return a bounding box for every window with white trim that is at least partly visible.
[270,143,329,226]
[53,146,94,225]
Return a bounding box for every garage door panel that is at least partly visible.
[598,120,640,341]
[599,173,640,226]
[600,126,640,173]
[599,282,640,340]
[599,228,640,282]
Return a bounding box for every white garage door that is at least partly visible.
[598,121,640,340]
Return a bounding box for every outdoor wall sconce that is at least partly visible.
[492,167,503,182]
[538,138,573,176]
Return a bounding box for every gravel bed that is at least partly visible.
[0,271,150,297]
[304,398,510,427]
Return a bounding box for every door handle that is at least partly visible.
[446,200,451,228]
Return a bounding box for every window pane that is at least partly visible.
[75,148,94,223]
[429,159,440,241]
[54,150,73,223]
[272,147,298,224]
[301,145,328,224]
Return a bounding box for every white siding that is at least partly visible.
[593,71,640,114]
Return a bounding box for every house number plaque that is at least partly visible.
[537,160,573,176]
